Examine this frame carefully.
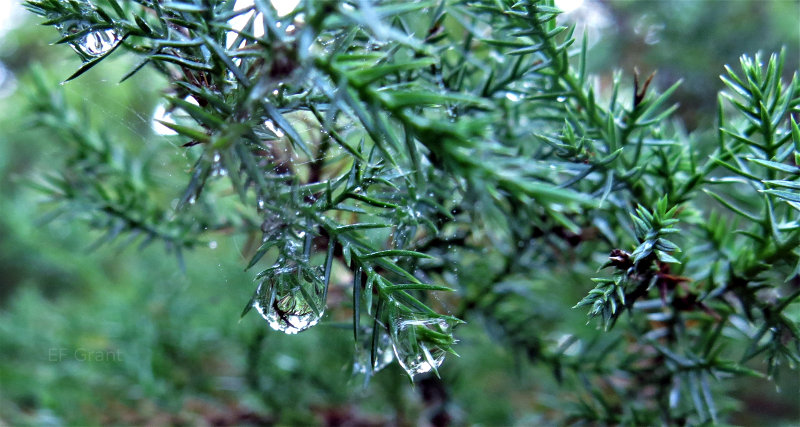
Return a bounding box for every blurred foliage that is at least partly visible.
[573,0,799,131]
[0,0,799,425]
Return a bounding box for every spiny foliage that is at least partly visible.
[22,0,800,423]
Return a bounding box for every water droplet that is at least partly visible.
[253,266,326,334]
[390,315,453,378]
[257,198,266,210]
[57,20,120,59]
[353,329,394,375]
[556,96,567,102]
[209,240,218,249]
[504,92,522,102]
[372,334,394,371]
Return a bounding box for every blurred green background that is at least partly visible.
[0,0,798,425]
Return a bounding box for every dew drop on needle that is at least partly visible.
[253,267,326,334]
[390,315,452,378]
[57,20,120,60]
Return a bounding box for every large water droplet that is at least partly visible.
[253,266,326,334]
[390,315,454,378]
[354,329,394,375]
[373,334,394,371]
[57,20,120,59]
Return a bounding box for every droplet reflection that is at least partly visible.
[390,315,453,377]
[253,266,326,334]
[57,20,120,59]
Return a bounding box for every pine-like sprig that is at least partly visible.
[22,0,800,423]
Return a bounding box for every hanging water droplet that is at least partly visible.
[372,331,395,372]
[504,92,522,102]
[57,20,121,59]
[253,266,326,334]
[390,315,454,378]
[354,329,395,375]
[556,96,567,102]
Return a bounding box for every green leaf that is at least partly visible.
[762,189,800,203]
[261,101,313,157]
[746,158,800,175]
[246,240,278,270]
[359,250,434,260]
[353,267,362,343]
[334,223,391,233]
[381,90,493,110]
[149,54,214,71]
[162,2,208,13]
[153,120,210,143]
[201,35,249,85]
[763,180,800,190]
[381,284,454,293]
[348,59,436,85]
[240,294,256,319]
[656,250,680,264]
[703,189,762,222]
